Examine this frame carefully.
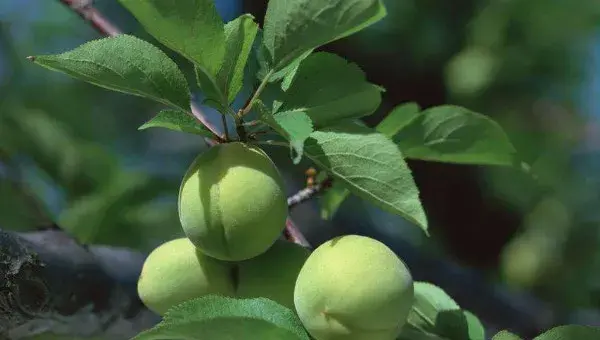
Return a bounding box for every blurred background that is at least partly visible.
[2,0,600,337]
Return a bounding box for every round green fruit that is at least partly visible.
[237,240,310,309]
[294,235,414,340]
[178,142,288,261]
[137,238,235,315]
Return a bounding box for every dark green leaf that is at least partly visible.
[118,0,225,77]
[533,325,600,340]
[195,67,227,112]
[462,311,486,340]
[408,282,460,328]
[275,52,383,128]
[133,296,310,340]
[406,282,485,340]
[492,330,523,340]
[319,181,351,219]
[305,121,427,232]
[30,35,191,111]
[262,0,386,73]
[255,30,312,82]
[397,325,449,340]
[217,14,259,104]
[394,105,517,166]
[377,102,421,137]
[138,109,213,137]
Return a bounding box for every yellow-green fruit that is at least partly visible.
[294,235,414,340]
[178,142,288,261]
[137,238,235,315]
[237,240,310,309]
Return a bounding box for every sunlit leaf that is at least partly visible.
[305,121,427,232]
[262,0,386,74]
[30,35,190,111]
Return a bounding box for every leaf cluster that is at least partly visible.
[29,0,520,236]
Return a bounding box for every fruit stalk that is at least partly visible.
[288,177,334,210]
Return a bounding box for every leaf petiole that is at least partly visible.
[238,69,275,118]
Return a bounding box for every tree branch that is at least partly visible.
[0,178,323,338]
[287,177,333,210]
[0,229,158,339]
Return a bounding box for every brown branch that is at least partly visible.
[287,177,333,210]
[283,218,311,249]
[59,0,122,36]
[0,228,158,339]
[57,0,224,141]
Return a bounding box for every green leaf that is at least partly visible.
[492,330,523,340]
[533,325,600,340]
[397,326,449,340]
[262,0,386,73]
[133,296,310,340]
[319,101,419,218]
[195,67,227,112]
[217,14,259,104]
[377,102,421,137]
[138,109,214,137]
[29,35,190,111]
[405,282,485,340]
[461,311,486,340]
[304,121,427,232]
[275,52,383,128]
[255,30,312,82]
[319,181,350,219]
[118,0,225,77]
[394,105,517,166]
[258,105,314,164]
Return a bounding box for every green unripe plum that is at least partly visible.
[236,240,310,309]
[137,238,235,315]
[178,142,288,261]
[294,235,414,340]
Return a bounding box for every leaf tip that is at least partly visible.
[138,122,151,131]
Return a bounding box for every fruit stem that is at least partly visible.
[221,114,230,141]
[284,218,311,249]
[234,114,247,142]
